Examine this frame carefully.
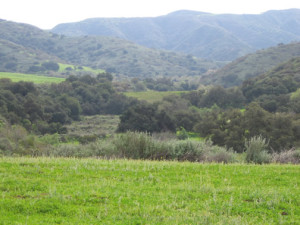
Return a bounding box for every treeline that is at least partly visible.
[1,58,300,154]
[115,77,200,92]
[0,73,136,134]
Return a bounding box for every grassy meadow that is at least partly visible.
[0,64,104,84]
[124,91,187,103]
[58,63,105,74]
[0,157,299,224]
[0,72,65,84]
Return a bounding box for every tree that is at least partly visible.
[118,102,175,133]
[42,61,59,71]
[244,103,271,138]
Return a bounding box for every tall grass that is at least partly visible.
[38,132,236,163]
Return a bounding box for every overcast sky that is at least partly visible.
[1,0,299,29]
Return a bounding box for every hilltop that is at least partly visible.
[52,9,300,61]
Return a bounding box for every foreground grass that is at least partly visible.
[124,91,188,103]
[0,72,65,83]
[0,158,299,224]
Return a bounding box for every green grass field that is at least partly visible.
[0,72,65,83]
[58,63,105,74]
[0,157,299,224]
[124,91,188,103]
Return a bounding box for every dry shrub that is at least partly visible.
[245,135,271,164]
[271,148,300,164]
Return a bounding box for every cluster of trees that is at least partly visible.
[0,73,136,134]
[117,77,200,92]
[141,78,198,91]
[242,57,300,112]
[2,57,300,154]
[28,61,60,73]
[118,81,300,152]
[194,103,300,152]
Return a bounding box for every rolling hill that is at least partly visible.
[0,20,219,78]
[242,56,300,99]
[201,42,300,87]
[52,9,300,61]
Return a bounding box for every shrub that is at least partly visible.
[41,140,116,158]
[176,127,189,140]
[245,135,271,164]
[0,137,13,154]
[271,148,300,164]
[113,132,158,159]
[42,61,59,71]
[172,140,203,161]
[196,139,235,163]
[152,132,177,141]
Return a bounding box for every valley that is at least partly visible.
[0,9,300,224]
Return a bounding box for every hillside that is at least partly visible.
[242,57,300,102]
[201,42,300,87]
[0,20,218,78]
[0,38,64,74]
[52,9,300,61]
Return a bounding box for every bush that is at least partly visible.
[113,132,160,159]
[41,140,116,158]
[0,128,237,163]
[172,140,203,161]
[112,132,234,163]
[176,127,189,140]
[245,135,271,164]
[42,61,59,71]
[202,140,236,163]
[271,148,300,164]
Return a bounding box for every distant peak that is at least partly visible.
[263,8,300,14]
[166,10,212,17]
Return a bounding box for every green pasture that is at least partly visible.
[0,72,65,84]
[124,91,188,103]
[58,63,105,74]
[0,157,299,224]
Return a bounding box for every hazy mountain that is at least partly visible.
[201,42,300,87]
[52,9,300,61]
[0,20,219,78]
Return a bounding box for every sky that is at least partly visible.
[1,0,299,29]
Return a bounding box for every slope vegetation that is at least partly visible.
[201,42,300,87]
[52,9,300,61]
[0,20,218,78]
[242,57,300,104]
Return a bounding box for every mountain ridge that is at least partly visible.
[52,9,300,61]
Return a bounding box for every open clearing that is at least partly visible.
[0,157,299,224]
[0,72,65,83]
[124,91,187,103]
